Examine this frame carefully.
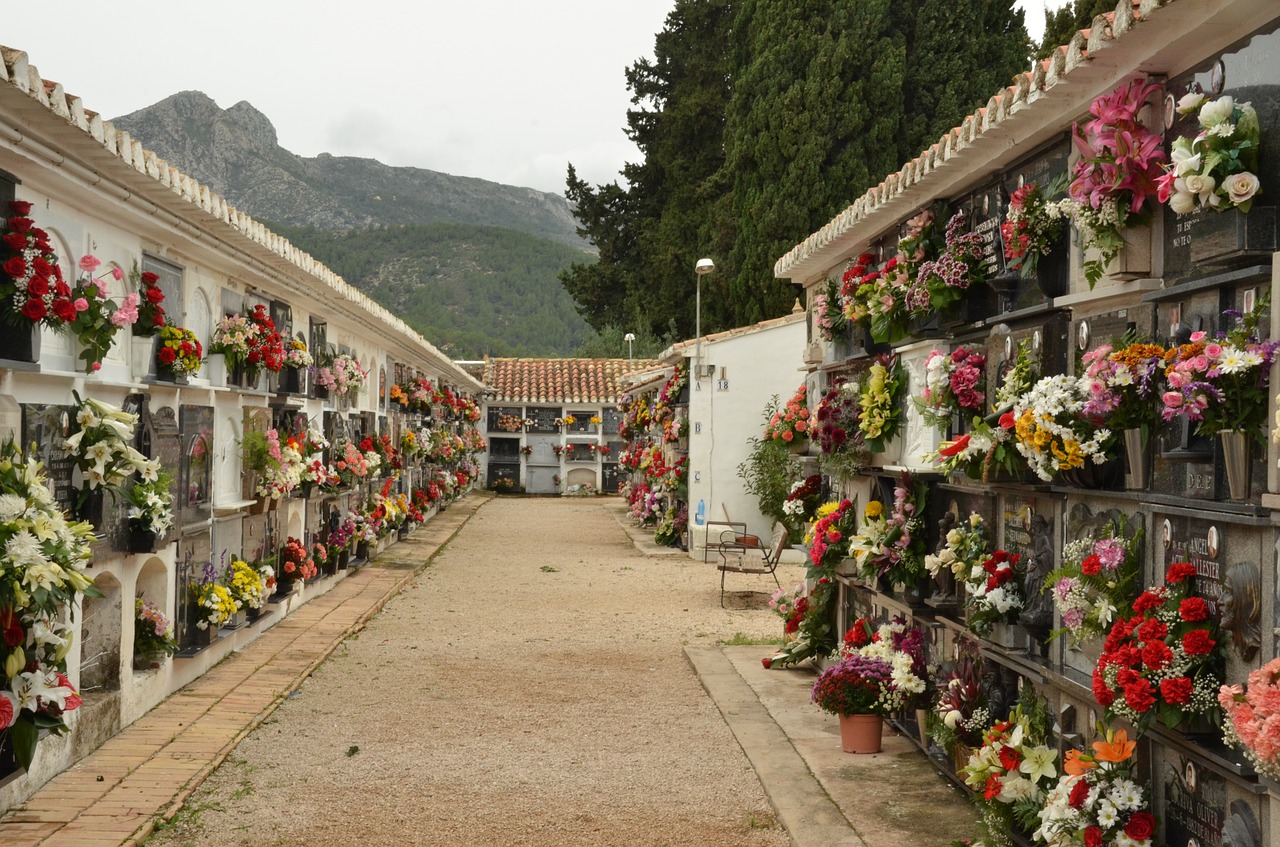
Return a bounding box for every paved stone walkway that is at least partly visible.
[0,495,489,847]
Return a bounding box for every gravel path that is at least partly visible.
[144,498,805,847]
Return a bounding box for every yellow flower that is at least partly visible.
[865,501,883,519]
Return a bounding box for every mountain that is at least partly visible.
[111,91,583,246]
[110,91,597,357]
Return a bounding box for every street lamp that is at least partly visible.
[624,332,635,361]
[694,258,714,379]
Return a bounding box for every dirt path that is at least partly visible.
[143,498,804,847]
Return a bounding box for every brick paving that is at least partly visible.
[0,494,490,847]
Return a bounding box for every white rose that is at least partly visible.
[946,529,963,545]
[1225,172,1260,205]
[1177,91,1207,115]
[1198,95,1234,127]
[943,709,963,729]
[1183,173,1216,204]
[1172,189,1198,216]
[1169,142,1202,177]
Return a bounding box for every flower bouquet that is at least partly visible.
[1045,518,1142,647]
[1080,340,1168,434]
[813,278,847,341]
[68,255,136,373]
[134,596,178,666]
[155,325,203,377]
[1068,77,1166,287]
[0,200,75,330]
[1034,727,1155,847]
[838,252,878,325]
[847,475,928,589]
[495,413,524,432]
[1010,375,1115,483]
[764,383,811,449]
[282,338,313,369]
[1219,658,1280,780]
[762,577,836,669]
[926,511,990,589]
[279,536,317,583]
[1161,92,1261,215]
[930,341,1037,482]
[1001,174,1071,279]
[962,549,1025,637]
[804,498,857,569]
[781,474,824,528]
[64,393,161,508]
[811,654,901,717]
[315,352,367,398]
[125,470,175,548]
[768,583,807,634]
[131,266,166,336]
[858,355,904,454]
[916,347,986,432]
[190,566,239,632]
[813,380,868,481]
[960,696,1058,846]
[930,643,991,765]
[0,440,97,769]
[909,210,985,315]
[835,617,929,710]
[1091,562,1222,734]
[226,557,268,611]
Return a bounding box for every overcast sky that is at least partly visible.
[6,1,1063,197]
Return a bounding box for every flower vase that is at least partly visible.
[279,366,303,395]
[1123,428,1149,490]
[355,540,369,562]
[132,653,160,672]
[156,362,188,385]
[0,312,39,365]
[337,549,350,570]
[838,713,883,754]
[205,353,228,387]
[787,437,809,455]
[127,525,158,554]
[1219,430,1250,500]
[74,488,106,529]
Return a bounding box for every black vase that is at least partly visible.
[355,540,369,562]
[279,367,303,395]
[1058,457,1123,490]
[127,525,157,554]
[156,362,188,385]
[0,314,40,364]
[74,488,106,529]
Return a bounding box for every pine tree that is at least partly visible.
[1037,0,1113,60]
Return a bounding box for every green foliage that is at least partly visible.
[1037,0,1114,60]
[737,397,801,528]
[571,324,670,359]
[264,221,593,358]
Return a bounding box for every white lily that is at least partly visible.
[1019,744,1058,784]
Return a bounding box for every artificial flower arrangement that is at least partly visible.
[278,536,318,582]
[241,428,303,500]
[312,542,330,574]
[1011,374,1115,483]
[930,642,991,763]
[1034,727,1155,847]
[1164,294,1277,444]
[804,498,858,568]
[925,511,989,585]
[561,414,577,427]
[134,596,178,665]
[1080,339,1169,436]
[858,355,905,454]
[68,254,137,373]
[125,469,175,539]
[960,695,1058,846]
[916,346,986,432]
[812,380,869,481]
[835,617,930,711]
[189,559,239,631]
[908,210,985,315]
[768,583,807,635]
[327,520,355,563]
[762,576,837,669]
[333,438,370,487]
[226,557,268,611]
[1044,517,1143,647]
[847,475,928,589]
[1161,91,1261,215]
[1091,562,1222,734]
[315,352,367,397]
[931,340,1037,482]
[861,257,913,345]
[764,383,811,447]
[131,265,167,336]
[495,413,524,432]
[813,278,847,341]
[1001,174,1071,279]
[209,305,284,380]
[781,474,824,527]
[0,200,75,329]
[0,439,97,770]
[64,393,162,509]
[589,415,602,426]
[838,252,879,326]
[962,548,1026,637]
[282,338,313,369]
[1068,77,1167,288]
[155,324,203,376]
[1219,658,1280,781]
[519,445,533,457]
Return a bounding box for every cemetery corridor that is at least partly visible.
[143,497,791,847]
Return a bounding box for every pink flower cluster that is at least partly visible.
[1069,77,1166,215]
[1220,658,1280,779]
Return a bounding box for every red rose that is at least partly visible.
[1083,825,1103,847]
[140,271,159,285]
[31,257,51,277]
[1179,597,1209,622]
[8,217,32,233]
[145,286,165,303]
[3,232,25,251]
[761,657,772,669]
[1124,811,1155,841]
[157,346,177,365]
[1166,562,1196,583]
[0,607,24,648]
[1141,640,1172,670]
[1182,629,1215,656]
[51,298,76,322]
[2,256,26,278]
[1081,554,1102,576]
[8,200,32,215]
[1159,677,1193,704]
[20,298,46,321]
[26,275,48,297]
[54,280,70,297]
[152,309,166,326]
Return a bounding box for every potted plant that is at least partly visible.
[810,652,899,754]
[133,596,178,670]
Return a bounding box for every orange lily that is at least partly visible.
[1092,729,1135,763]
[1063,748,1097,776]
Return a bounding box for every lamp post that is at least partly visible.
[624,332,635,361]
[694,258,714,379]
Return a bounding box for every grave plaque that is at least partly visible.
[1003,135,1071,305]
[1160,515,1225,612]
[962,182,1006,281]
[1162,755,1227,847]
[21,404,77,513]
[179,406,214,528]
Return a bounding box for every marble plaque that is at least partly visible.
[1160,515,1225,612]
[21,404,76,512]
[179,406,214,528]
[1162,754,1228,847]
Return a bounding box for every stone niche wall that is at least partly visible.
[73,572,122,761]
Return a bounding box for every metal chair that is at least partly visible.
[716,521,787,607]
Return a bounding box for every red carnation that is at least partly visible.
[1132,591,1164,613]
[1136,618,1168,642]
[51,298,76,322]
[20,298,46,321]
[2,256,26,278]
[1124,812,1155,841]
[157,346,177,365]
[1068,778,1090,809]
[1083,826,1103,847]
[1141,640,1173,671]
[1159,677,1193,704]
[1081,554,1102,576]
[1179,597,1209,622]
[1182,629,1215,656]
[1091,672,1114,707]
[1166,562,1196,583]
[1123,680,1156,712]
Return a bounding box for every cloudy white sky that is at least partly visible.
[6,1,1065,197]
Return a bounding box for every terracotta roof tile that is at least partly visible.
[481,357,660,404]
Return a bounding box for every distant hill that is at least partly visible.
[112,91,584,246]
[265,221,593,358]
[110,91,596,356]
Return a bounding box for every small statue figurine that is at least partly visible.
[929,509,959,605]
[1018,514,1054,638]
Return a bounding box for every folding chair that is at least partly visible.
[716,521,787,607]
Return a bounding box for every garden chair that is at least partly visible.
[716,521,787,607]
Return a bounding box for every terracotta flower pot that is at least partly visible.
[838,713,883,754]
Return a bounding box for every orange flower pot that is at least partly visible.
[838,713,883,754]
